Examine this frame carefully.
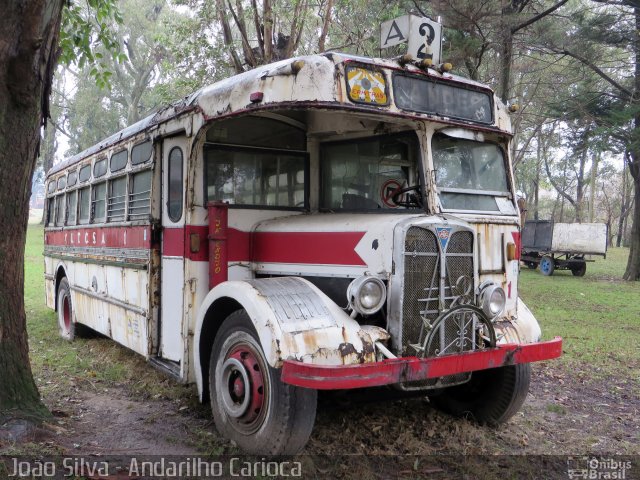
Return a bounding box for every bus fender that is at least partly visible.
[193,277,388,400]
[493,297,542,345]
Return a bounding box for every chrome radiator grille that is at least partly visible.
[400,227,474,356]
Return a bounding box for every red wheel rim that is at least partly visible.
[220,344,266,430]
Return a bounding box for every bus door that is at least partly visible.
[159,137,187,363]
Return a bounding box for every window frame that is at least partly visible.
[55,193,66,226]
[90,181,107,223]
[107,174,128,222]
[318,131,425,213]
[67,170,78,187]
[46,196,56,226]
[110,148,128,173]
[167,146,184,223]
[203,143,310,211]
[79,164,91,183]
[66,189,78,226]
[131,139,153,165]
[77,185,91,225]
[128,168,152,220]
[93,157,107,179]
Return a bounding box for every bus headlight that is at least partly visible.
[347,276,387,315]
[479,282,506,319]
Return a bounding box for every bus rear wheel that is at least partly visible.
[57,278,75,341]
[429,363,531,426]
[208,310,317,455]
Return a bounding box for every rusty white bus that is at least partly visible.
[44,53,562,454]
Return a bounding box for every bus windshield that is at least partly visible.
[432,133,509,212]
[320,132,421,211]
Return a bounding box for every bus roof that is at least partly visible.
[48,53,502,177]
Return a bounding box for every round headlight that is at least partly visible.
[480,283,506,318]
[347,276,387,315]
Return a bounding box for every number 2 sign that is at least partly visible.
[407,16,442,64]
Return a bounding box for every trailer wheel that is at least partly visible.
[539,256,555,276]
[57,278,76,341]
[571,261,587,277]
[208,310,317,454]
[430,363,531,426]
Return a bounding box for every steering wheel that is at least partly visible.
[390,184,423,208]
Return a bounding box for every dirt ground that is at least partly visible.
[3,356,636,479]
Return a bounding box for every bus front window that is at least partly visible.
[320,132,421,211]
[432,133,510,212]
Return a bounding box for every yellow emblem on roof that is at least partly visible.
[346,66,388,105]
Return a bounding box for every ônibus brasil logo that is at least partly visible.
[435,227,452,250]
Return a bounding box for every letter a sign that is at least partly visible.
[380,15,442,65]
[380,16,409,48]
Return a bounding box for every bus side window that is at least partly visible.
[167,147,183,222]
[67,190,78,225]
[55,194,66,226]
[92,182,107,223]
[78,186,91,224]
[47,197,56,226]
[108,177,127,222]
[129,170,151,220]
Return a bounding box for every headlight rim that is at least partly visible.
[478,282,506,319]
[347,275,387,316]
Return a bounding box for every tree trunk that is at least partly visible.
[588,152,599,222]
[499,25,513,103]
[617,166,631,247]
[534,138,541,220]
[263,0,273,63]
[623,6,640,280]
[624,179,640,280]
[0,0,64,420]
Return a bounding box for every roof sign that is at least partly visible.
[380,15,443,65]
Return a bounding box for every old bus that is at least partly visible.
[44,53,562,454]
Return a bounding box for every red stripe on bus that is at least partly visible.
[250,231,367,265]
[163,226,210,261]
[168,227,366,265]
[46,225,367,266]
[44,226,151,249]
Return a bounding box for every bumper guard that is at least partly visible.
[281,337,562,390]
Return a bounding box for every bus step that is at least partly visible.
[148,356,182,381]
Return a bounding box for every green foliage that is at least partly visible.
[61,0,191,154]
[58,0,126,89]
[520,247,640,380]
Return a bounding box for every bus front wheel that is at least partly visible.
[429,363,531,426]
[208,310,317,455]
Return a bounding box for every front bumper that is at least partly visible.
[281,337,562,390]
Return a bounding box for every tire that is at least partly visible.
[571,261,586,277]
[57,278,75,341]
[539,256,555,276]
[526,261,537,269]
[208,310,317,455]
[430,363,531,426]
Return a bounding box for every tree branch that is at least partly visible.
[551,47,634,98]
[511,0,570,34]
[318,0,334,53]
[216,0,244,73]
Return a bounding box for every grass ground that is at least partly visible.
[3,224,639,478]
[518,248,640,385]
